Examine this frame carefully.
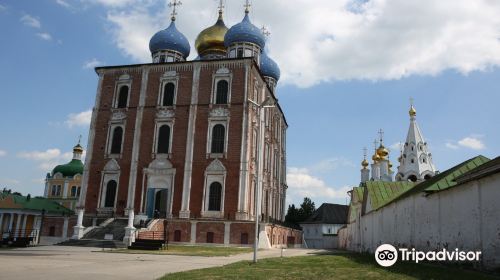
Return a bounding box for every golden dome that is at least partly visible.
[377,144,389,158]
[195,12,228,57]
[409,105,417,117]
[389,161,393,169]
[361,159,369,168]
[372,153,381,162]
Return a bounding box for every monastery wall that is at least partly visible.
[339,172,500,269]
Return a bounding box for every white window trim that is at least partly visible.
[201,174,226,219]
[157,75,179,108]
[99,174,120,210]
[211,72,233,106]
[206,120,229,158]
[152,121,175,158]
[112,78,132,109]
[105,123,126,159]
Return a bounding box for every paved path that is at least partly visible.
[0,246,322,280]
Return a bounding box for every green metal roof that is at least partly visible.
[400,155,490,198]
[365,181,416,211]
[52,159,84,177]
[0,192,73,215]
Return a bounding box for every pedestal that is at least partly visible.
[179,210,191,219]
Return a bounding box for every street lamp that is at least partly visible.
[249,96,276,263]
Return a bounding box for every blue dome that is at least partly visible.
[260,51,280,81]
[224,13,265,48]
[149,21,190,58]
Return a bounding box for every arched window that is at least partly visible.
[104,180,117,207]
[162,83,175,106]
[211,125,225,153]
[215,80,228,104]
[408,175,418,182]
[71,186,77,197]
[157,125,171,154]
[208,182,222,211]
[110,127,123,154]
[117,86,129,108]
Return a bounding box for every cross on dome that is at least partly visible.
[217,0,224,13]
[378,128,384,144]
[169,0,182,21]
[244,0,252,13]
[261,26,271,37]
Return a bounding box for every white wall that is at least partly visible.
[339,172,500,269]
[302,223,343,249]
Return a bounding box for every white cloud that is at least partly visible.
[0,178,21,186]
[458,137,486,150]
[83,58,103,69]
[446,136,486,150]
[18,149,64,161]
[36,32,53,41]
[286,167,350,204]
[18,148,85,171]
[20,14,41,28]
[85,0,500,87]
[445,142,459,150]
[82,0,139,8]
[0,150,6,157]
[65,110,92,128]
[55,0,71,8]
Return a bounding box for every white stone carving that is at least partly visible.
[216,68,230,74]
[209,107,229,118]
[111,109,127,121]
[118,74,131,81]
[162,71,177,78]
[206,159,226,173]
[156,108,175,119]
[104,159,120,171]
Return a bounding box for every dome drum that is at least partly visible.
[152,49,186,64]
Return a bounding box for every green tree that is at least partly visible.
[285,197,316,229]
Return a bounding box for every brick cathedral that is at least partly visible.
[72,1,302,247]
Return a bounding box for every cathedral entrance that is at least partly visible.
[154,189,168,218]
[146,188,170,219]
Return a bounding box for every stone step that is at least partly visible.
[57,239,126,248]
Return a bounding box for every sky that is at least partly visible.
[0,0,499,208]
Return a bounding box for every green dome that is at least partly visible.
[52,159,84,177]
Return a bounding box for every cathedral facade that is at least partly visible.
[72,2,298,247]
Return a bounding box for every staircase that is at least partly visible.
[57,219,128,248]
[83,219,128,241]
[58,239,126,248]
[128,239,164,250]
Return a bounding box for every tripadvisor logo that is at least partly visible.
[375,244,398,267]
[374,244,482,267]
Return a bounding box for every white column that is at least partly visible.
[190,221,197,244]
[236,64,250,221]
[63,181,69,199]
[126,69,149,212]
[8,214,14,231]
[78,73,105,209]
[224,222,231,245]
[22,215,28,232]
[62,217,69,238]
[72,208,85,239]
[15,214,22,237]
[180,64,201,219]
[123,209,136,246]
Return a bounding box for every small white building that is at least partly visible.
[300,203,348,249]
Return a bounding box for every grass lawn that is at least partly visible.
[107,245,253,257]
[160,252,499,280]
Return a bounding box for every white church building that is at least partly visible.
[339,103,500,270]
